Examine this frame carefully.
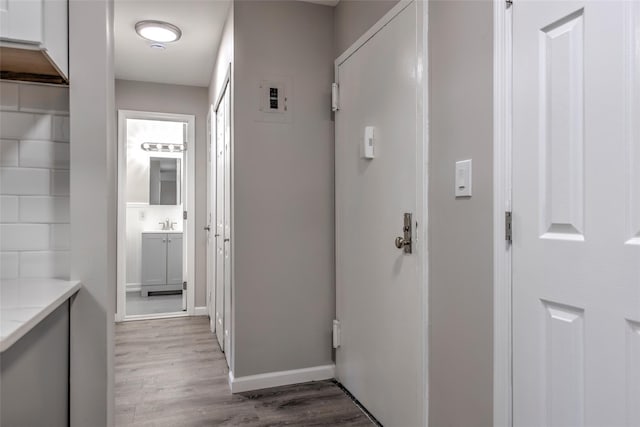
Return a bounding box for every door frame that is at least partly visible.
[334,1,429,424]
[493,0,513,425]
[206,104,216,332]
[115,109,197,322]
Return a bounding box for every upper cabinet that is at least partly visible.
[0,0,69,84]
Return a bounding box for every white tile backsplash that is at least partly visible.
[0,252,19,279]
[19,196,69,223]
[0,82,19,111]
[0,168,50,195]
[19,251,70,279]
[50,224,70,250]
[50,169,70,196]
[1,196,19,223]
[0,139,19,166]
[0,83,70,280]
[0,224,49,251]
[0,111,52,140]
[19,140,70,169]
[19,84,69,114]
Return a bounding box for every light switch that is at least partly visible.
[363,126,375,159]
[455,159,472,197]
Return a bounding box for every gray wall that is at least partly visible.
[69,0,116,424]
[333,0,400,58]
[232,0,335,377]
[428,1,494,426]
[115,79,209,307]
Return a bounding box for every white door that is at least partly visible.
[222,87,232,367]
[181,123,188,312]
[512,1,640,426]
[206,106,216,332]
[215,93,226,351]
[335,3,422,426]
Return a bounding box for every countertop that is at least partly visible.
[142,230,183,234]
[0,279,81,352]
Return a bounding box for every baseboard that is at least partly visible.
[194,306,208,316]
[126,283,141,292]
[228,364,335,394]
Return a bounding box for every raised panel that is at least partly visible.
[539,10,585,241]
[542,300,585,427]
[627,320,640,426]
[626,3,640,245]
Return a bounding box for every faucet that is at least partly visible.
[158,219,171,231]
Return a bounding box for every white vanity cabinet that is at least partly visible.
[0,0,69,83]
[141,232,183,296]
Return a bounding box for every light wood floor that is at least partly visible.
[115,317,374,426]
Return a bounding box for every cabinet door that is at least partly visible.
[0,0,43,43]
[166,235,183,285]
[141,234,167,286]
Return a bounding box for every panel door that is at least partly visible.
[141,234,166,286]
[512,2,640,426]
[166,235,183,285]
[206,106,216,332]
[215,88,226,352]
[0,0,42,43]
[335,3,422,426]
[222,87,232,367]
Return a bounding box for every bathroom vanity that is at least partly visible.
[141,231,183,296]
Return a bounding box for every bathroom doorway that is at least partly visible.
[116,110,196,321]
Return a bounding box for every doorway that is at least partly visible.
[495,0,640,425]
[334,2,427,426]
[116,110,196,321]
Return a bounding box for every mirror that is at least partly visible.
[149,157,181,205]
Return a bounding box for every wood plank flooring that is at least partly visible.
[115,317,374,426]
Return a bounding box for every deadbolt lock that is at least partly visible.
[394,213,413,254]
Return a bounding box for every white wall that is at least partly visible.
[0,82,70,280]
[115,79,208,306]
[231,0,335,378]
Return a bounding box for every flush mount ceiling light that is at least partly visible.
[135,20,182,43]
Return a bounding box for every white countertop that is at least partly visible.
[1,279,81,353]
[142,230,183,234]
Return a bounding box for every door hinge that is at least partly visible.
[331,83,339,112]
[506,0,512,8]
[183,281,187,290]
[505,211,512,243]
[183,211,188,220]
[332,319,341,349]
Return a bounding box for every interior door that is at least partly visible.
[222,87,232,367]
[512,2,640,426]
[215,89,226,351]
[335,3,422,426]
[181,122,188,312]
[206,106,216,332]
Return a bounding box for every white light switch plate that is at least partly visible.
[455,159,472,197]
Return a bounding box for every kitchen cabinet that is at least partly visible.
[0,0,68,83]
[141,232,183,296]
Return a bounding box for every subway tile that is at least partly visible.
[19,251,69,279]
[0,111,51,140]
[0,82,19,111]
[0,139,19,166]
[0,168,50,195]
[19,140,69,169]
[19,84,69,114]
[50,169,69,196]
[50,224,70,250]
[0,196,18,223]
[0,252,19,279]
[52,116,70,143]
[20,196,69,223]
[0,224,49,251]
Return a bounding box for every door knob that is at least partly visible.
[204,226,211,231]
[394,213,413,254]
[395,236,411,249]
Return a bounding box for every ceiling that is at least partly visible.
[114,0,231,87]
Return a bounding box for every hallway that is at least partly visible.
[115,317,374,426]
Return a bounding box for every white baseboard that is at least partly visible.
[228,364,335,394]
[194,306,208,316]
[126,283,141,292]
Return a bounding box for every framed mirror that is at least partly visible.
[149,157,181,205]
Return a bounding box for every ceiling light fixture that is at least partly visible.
[135,20,182,43]
[141,142,186,153]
